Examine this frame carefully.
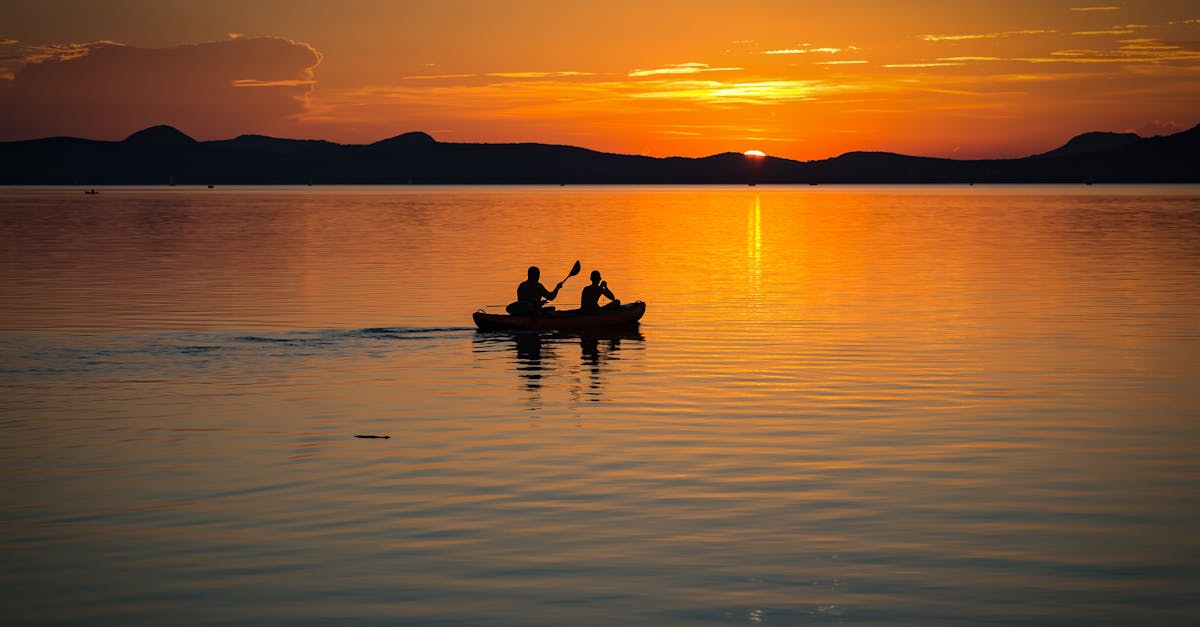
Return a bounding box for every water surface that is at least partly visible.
[2,185,1198,625]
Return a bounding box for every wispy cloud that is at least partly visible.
[1027,37,1200,63]
[14,40,126,64]
[884,62,965,68]
[1070,6,1120,11]
[817,60,869,65]
[631,79,852,104]
[921,30,1055,42]
[403,73,477,80]
[628,63,741,77]
[899,35,1200,67]
[1073,29,1137,35]
[488,71,594,78]
[762,47,845,55]
[232,78,316,87]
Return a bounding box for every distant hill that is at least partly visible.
[1,124,1196,184]
[123,124,198,147]
[1030,131,1140,159]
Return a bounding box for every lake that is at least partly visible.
[2,185,1198,626]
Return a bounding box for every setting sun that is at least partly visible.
[743,150,766,158]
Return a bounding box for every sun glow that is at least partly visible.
[744,150,766,157]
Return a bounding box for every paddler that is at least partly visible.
[580,270,620,312]
[507,266,563,315]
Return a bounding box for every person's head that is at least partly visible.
[590,270,601,284]
[527,266,540,280]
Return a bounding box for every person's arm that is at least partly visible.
[542,282,563,301]
[600,281,615,301]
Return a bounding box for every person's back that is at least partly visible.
[580,270,618,312]
[508,265,561,315]
[516,278,543,306]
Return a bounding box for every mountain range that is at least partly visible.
[1,123,1196,185]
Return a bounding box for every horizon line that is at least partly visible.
[5,120,1199,164]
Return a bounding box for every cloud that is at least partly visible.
[487,71,594,78]
[1070,6,1120,11]
[1030,38,1200,63]
[402,73,478,80]
[0,36,321,140]
[1138,119,1185,136]
[628,63,742,77]
[884,62,966,68]
[921,30,1056,42]
[763,47,843,55]
[630,79,850,104]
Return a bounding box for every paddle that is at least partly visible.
[559,260,582,288]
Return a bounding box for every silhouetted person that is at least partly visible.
[580,270,620,312]
[508,265,563,315]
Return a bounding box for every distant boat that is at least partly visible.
[84,189,98,195]
[208,184,215,189]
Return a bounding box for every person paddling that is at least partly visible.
[508,265,563,315]
[580,270,620,312]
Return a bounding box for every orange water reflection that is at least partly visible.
[473,328,644,410]
[3,186,1199,626]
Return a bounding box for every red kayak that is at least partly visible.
[473,301,646,331]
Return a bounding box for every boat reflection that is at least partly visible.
[472,328,644,409]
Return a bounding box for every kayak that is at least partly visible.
[473,301,646,331]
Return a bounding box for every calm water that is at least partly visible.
[2,185,1198,626]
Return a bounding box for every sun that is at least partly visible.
[743,150,766,158]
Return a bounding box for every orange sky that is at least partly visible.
[1,0,1198,159]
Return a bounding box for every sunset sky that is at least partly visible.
[2,0,1198,160]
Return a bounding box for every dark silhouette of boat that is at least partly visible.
[473,301,645,331]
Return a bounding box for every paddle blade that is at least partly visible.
[568,260,581,277]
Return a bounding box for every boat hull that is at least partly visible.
[473,301,645,331]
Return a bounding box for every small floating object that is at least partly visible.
[84,189,99,195]
[208,184,215,189]
[354,434,391,439]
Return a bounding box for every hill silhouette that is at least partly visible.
[1030,131,1140,159]
[1,124,1196,184]
[123,125,199,147]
